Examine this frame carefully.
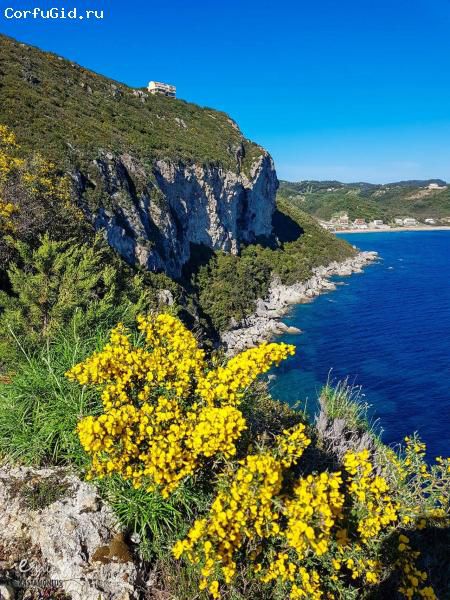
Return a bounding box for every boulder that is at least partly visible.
[0,466,141,600]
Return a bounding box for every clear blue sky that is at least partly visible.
[2,0,450,183]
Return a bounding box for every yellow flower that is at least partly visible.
[69,314,293,497]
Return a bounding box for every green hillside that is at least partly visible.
[0,34,355,337]
[0,34,261,172]
[279,179,450,222]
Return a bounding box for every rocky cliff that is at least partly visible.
[74,150,277,278]
[0,34,277,278]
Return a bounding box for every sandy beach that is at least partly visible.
[336,226,450,234]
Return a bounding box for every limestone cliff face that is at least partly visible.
[75,150,277,278]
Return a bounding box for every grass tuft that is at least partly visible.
[319,376,373,432]
[100,476,210,560]
[0,323,103,467]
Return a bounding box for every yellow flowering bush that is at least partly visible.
[343,448,399,541]
[196,342,294,407]
[68,311,449,599]
[67,313,295,497]
[173,424,311,596]
[174,438,449,599]
[0,123,81,241]
[0,125,22,231]
[283,471,344,558]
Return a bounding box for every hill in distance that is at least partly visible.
[278,179,450,223]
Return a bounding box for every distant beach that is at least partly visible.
[337,225,450,234]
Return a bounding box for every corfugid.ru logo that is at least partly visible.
[3,5,105,20]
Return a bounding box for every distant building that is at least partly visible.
[394,218,404,225]
[403,217,418,226]
[425,218,436,225]
[372,219,384,226]
[427,183,446,190]
[148,81,176,97]
[353,219,368,230]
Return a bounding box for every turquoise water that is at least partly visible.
[269,231,450,460]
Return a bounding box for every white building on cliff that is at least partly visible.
[148,81,176,98]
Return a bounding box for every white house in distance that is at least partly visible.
[427,183,447,190]
[353,218,368,229]
[148,81,176,98]
[403,217,418,226]
[330,213,349,226]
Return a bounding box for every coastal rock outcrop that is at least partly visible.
[221,251,378,354]
[0,35,278,280]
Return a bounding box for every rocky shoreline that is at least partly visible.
[221,251,379,354]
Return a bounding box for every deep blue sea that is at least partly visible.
[269,231,450,460]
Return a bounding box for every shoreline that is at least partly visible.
[221,251,378,355]
[336,226,450,234]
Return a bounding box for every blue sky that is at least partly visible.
[2,0,450,183]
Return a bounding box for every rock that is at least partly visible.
[273,322,302,334]
[76,151,277,279]
[157,289,175,306]
[0,584,15,599]
[0,466,140,600]
[132,90,147,99]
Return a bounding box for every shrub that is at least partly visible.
[193,250,272,331]
[174,437,448,600]
[0,124,87,270]
[68,315,449,599]
[66,313,294,497]
[0,234,178,368]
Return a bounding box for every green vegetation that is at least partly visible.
[279,179,450,222]
[319,379,371,432]
[0,235,158,358]
[33,313,450,599]
[100,476,209,560]
[0,34,261,174]
[0,324,101,466]
[0,37,447,600]
[190,199,355,331]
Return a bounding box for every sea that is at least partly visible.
[269,230,450,460]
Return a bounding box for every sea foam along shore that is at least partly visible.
[221,251,379,355]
